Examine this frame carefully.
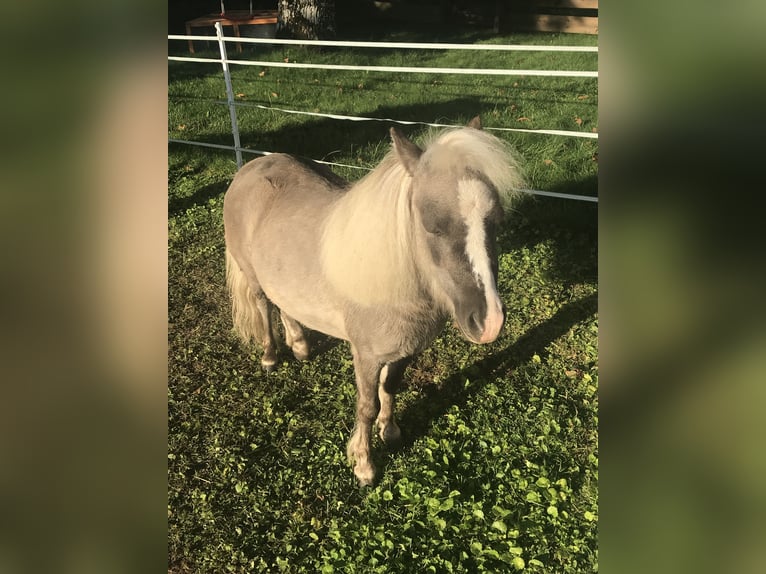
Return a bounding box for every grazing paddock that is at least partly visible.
[168,27,597,573]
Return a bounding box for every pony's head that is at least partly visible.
[391,117,525,344]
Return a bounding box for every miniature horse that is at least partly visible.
[223,117,525,485]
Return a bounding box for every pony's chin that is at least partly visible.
[454,321,484,345]
[455,318,502,345]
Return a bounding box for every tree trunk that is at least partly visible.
[277,0,336,40]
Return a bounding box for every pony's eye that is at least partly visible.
[425,220,449,237]
[430,226,444,237]
[420,206,450,236]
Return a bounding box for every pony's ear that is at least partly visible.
[390,127,422,175]
[466,116,482,130]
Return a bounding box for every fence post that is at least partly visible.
[215,22,243,169]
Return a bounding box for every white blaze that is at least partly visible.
[458,179,504,343]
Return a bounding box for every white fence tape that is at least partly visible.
[223,101,598,139]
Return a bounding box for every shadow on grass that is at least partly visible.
[384,291,597,478]
[275,328,344,365]
[169,177,230,216]
[168,57,227,82]
[501,174,598,287]
[201,97,489,165]
[168,97,498,213]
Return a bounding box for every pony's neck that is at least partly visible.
[320,157,423,307]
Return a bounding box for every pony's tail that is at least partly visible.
[225,247,266,346]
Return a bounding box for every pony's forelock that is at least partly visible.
[419,127,526,210]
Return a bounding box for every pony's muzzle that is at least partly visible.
[478,295,505,343]
[459,294,504,344]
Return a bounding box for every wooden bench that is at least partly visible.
[185,10,278,53]
[505,0,598,35]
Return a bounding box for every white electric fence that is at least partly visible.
[168,24,598,202]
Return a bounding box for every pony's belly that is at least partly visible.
[281,305,348,342]
[259,273,348,342]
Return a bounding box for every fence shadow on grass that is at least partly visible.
[201,96,508,169]
[169,97,516,218]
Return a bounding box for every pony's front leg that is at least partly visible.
[347,345,381,486]
[376,357,411,444]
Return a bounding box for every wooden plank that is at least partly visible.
[186,10,277,27]
[521,0,598,9]
[507,13,599,34]
[185,11,279,53]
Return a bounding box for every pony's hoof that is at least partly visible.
[378,421,402,445]
[292,345,310,362]
[354,463,376,487]
[261,360,277,373]
[293,351,311,361]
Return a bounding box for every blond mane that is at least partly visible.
[320,154,420,307]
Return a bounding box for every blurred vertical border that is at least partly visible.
[0,1,167,572]
[600,0,766,573]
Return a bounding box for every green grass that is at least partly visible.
[169,27,597,574]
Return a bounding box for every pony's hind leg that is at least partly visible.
[376,357,411,444]
[226,248,278,372]
[280,311,310,361]
[252,292,278,372]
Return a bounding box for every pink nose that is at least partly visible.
[479,297,504,343]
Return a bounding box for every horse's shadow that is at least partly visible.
[303,330,344,358]
[379,291,598,480]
